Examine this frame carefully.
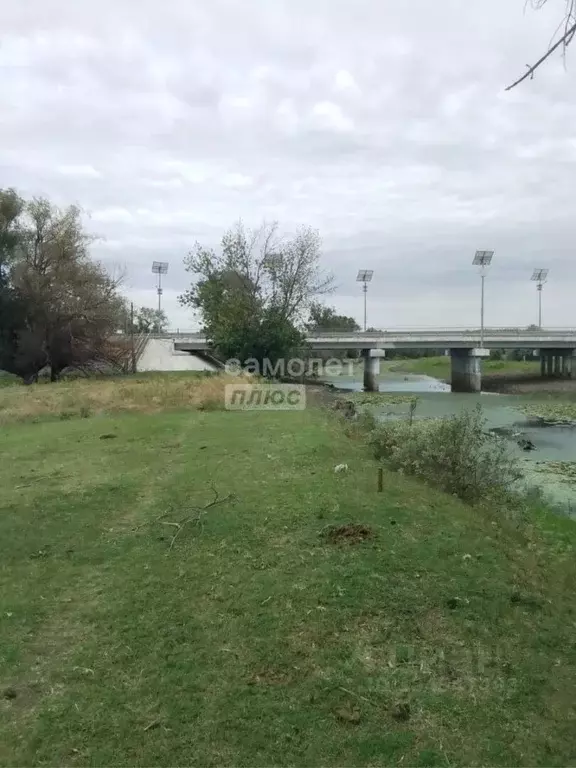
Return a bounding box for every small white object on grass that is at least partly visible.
[334,464,349,473]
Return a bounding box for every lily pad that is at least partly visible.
[520,402,576,425]
[534,461,576,485]
[337,392,420,407]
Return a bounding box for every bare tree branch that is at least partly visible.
[507,0,576,89]
[506,20,576,89]
[162,488,233,550]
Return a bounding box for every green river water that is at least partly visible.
[321,370,576,515]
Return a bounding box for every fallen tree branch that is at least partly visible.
[134,510,169,531]
[169,490,233,550]
[137,486,234,550]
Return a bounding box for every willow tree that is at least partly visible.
[0,189,125,381]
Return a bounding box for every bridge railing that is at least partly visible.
[158,328,576,340]
[305,328,576,337]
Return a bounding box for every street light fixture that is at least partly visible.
[472,250,494,348]
[152,261,169,313]
[531,269,549,328]
[356,270,374,332]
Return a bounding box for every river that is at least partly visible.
[321,368,576,515]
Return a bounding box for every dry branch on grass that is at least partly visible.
[139,485,234,550]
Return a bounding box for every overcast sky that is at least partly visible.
[1,0,575,329]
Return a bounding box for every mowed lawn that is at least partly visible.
[1,396,576,765]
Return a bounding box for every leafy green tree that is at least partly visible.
[0,189,125,381]
[0,190,32,376]
[306,303,360,333]
[134,307,169,334]
[306,303,361,361]
[180,221,332,370]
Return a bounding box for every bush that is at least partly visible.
[0,371,21,388]
[369,405,523,504]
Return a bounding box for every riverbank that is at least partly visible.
[482,373,576,395]
[1,376,576,766]
[386,357,576,395]
[387,356,539,380]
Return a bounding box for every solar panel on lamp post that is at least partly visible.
[531,269,549,329]
[472,251,494,348]
[356,270,374,332]
[152,261,169,314]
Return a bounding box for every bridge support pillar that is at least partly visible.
[540,349,574,378]
[362,350,380,392]
[540,352,555,377]
[554,354,562,377]
[450,348,489,393]
[559,351,574,378]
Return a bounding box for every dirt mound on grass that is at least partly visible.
[323,524,375,545]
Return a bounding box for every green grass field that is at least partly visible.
[387,357,540,380]
[1,378,576,766]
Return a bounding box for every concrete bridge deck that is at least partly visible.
[137,328,576,392]
[167,328,576,352]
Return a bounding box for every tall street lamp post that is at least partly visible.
[531,269,549,328]
[356,270,374,332]
[152,261,169,314]
[472,251,494,348]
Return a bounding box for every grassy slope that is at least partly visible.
[1,405,576,766]
[0,372,244,425]
[387,357,539,380]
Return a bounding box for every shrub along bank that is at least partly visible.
[367,405,524,506]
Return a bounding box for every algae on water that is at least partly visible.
[337,392,420,406]
[534,461,576,485]
[520,401,576,424]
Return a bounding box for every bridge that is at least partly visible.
[142,328,576,392]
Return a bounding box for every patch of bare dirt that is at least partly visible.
[247,668,292,686]
[323,524,375,545]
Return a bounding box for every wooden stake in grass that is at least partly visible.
[130,302,136,374]
[377,466,383,493]
[408,398,418,427]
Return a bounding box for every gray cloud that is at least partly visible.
[1,0,575,329]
